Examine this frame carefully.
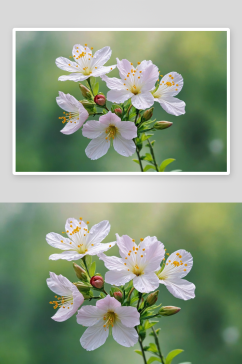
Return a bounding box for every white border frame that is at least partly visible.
[12,28,230,176]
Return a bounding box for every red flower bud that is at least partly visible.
[90,275,104,289]
[94,94,106,106]
[114,108,122,117]
[113,291,123,302]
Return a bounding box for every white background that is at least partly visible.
[1,0,240,202]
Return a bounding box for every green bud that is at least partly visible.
[110,286,123,301]
[79,84,93,100]
[159,306,181,316]
[154,121,173,130]
[146,290,159,307]
[80,100,96,113]
[143,107,154,121]
[73,263,88,281]
[74,281,92,293]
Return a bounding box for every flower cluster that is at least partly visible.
[46,216,195,362]
[55,43,185,171]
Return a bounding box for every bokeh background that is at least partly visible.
[0,203,241,364]
[15,31,227,172]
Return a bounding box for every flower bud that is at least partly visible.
[79,84,92,100]
[146,290,159,307]
[143,107,154,121]
[74,282,92,293]
[159,306,181,316]
[94,94,106,106]
[80,100,96,113]
[90,275,104,289]
[73,263,88,281]
[113,291,123,302]
[114,108,122,117]
[154,121,173,130]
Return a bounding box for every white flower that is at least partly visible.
[47,272,84,322]
[82,111,137,160]
[56,91,89,135]
[152,72,186,116]
[76,295,139,351]
[99,234,165,293]
[46,217,115,261]
[156,249,195,300]
[102,58,159,110]
[56,44,116,82]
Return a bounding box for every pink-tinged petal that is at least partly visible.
[56,92,79,113]
[52,285,84,322]
[47,272,72,296]
[88,242,116,256]
[55,57,80,73]
[133,272,159,293]
[85,136,110,160]
[46,232,74,251]
[60,115,86,135]
[76,306,105,326]
[140,236,159,250]
[115,120,137,139]
[49,251,84,261]
[166,249,193,278]
[91,46,112,68]
[80,320,109,351]
[91,65,116,77]
[113,135,136,157]
[82,120,106,139]
[140,63,159,92]
[116,234,134,259]
[99,253,125,270]
[157,95,186,116]
[115,306,140,327]
[107,89,132,104]
[159,72,184,96]
[116,58,132,79]
[96,295,121,311]
[160,278,195,300]
[86,220,110,246]
[58,73,89,82]
[132,92,154,110]
[143,240,165,273]
[105,270,135,286]
[99,111,121,126]
[112,322,138,347]
[101,75,125,90]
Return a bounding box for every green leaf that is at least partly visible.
[89,261,96,277]
[130,296,139,305]
[144,153,153,163]
[147,357,161,364]
[93,83,99,96]
[141,133,154,142]
[85,255,92,268]
[100,292,106,298]
[90,77,96,87]
[134,350,143,356]
[144,165,156,172]
[159,159,175,172]
[123,98,131,113]
[165,349,184,364]
[132,159,140,164]
[102,109,108,114]
[147,343,158,354]
[144,321,158,330]
[149,328,161,336]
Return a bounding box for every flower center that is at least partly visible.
[49,295,73,310]
[105,125,118,140]
[59,111,79,124]
[103,311,117,330]
[132,264,143,276]
[131,85,140,95]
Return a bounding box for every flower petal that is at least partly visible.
[46,232,74,251]
[60,113,87,135]
[143,240,165,273]
[47,272,72,296]
[116,58,133,79]
[101,75,125,90]
[76,306,105,326]
[96,294,121,311]
[85,136,110,160]
[105,269,135,286]
[160,277,195,300]
[91,65,116,77]
[99,111,121,126]
[91,46,112,68]
[156,95,186,116]
[49,251,84,261]
[107,89,132,104]
[86,220,110,246]
[55,57,80,73]
[80,320,109,351]
[56,91,79,113]
[132,92,154,110]
[115,120,137,139]
[166,249,193,278]
[116,234,134,259]
[133,272,159,293]
[58,73,89,82]
[113,135,136,157]
[158,72,184,96]
[88,242,116,256]
[115,306,140,327]
[140,63,159,92]
[52,285,84,322]
[82,120,106,139]
[112,322,138,347]
[99,253,125,270]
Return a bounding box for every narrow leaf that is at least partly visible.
[166,349,184,364]
[93,83,99,96]
[147,357,161,364]
[134,350,143,356]
[159,158,175,172]
[144,165,156,172]
[89,261,96,277]
[132,159,140,164]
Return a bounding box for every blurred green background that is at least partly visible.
[16,31,227,172]
[0,203,241,364]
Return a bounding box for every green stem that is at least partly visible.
[137,292,143,311]
[127,286,135,301]
[148,139,159,172]
[138,333,148,364]
[152,327,165,364]
[102,288,108,295]
[89,296,101,300]
[87,78,94,96]
[140,314,160,321]
[82,256,91,279]
[134,139,144,172]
